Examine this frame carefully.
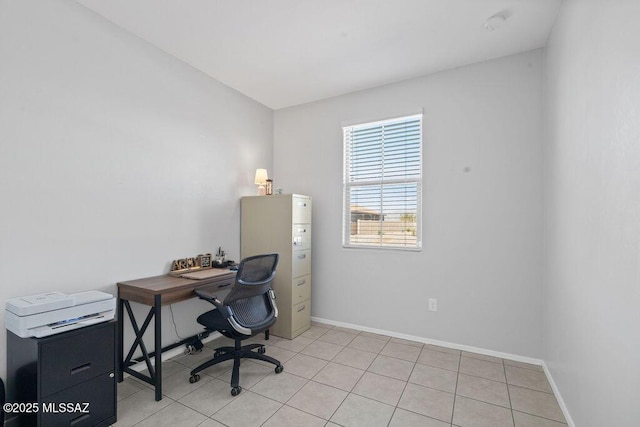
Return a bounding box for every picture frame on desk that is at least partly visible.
[199,254,212,268]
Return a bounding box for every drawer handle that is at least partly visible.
[297,202,307,207]
[71,414,91,426]
[297,280,306,286]
[70,362,92,375]
[297,305,306,312]
[297,254,306,260]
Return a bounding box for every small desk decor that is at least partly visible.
[169,253,212,276]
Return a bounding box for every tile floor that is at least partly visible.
[115,323,567,427]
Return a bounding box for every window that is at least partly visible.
[343,114,422,249]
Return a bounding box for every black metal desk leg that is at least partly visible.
[154,294,162,401]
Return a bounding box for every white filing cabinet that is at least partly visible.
[241,194,312,339]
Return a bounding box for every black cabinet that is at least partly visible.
[6,321,116,427]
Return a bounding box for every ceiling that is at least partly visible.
[75,0,562,110]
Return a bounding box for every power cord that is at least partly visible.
[168,304,183,340]
[169,304,204,354]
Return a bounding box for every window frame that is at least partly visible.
[342,113,423,251]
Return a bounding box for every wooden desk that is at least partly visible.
[117,270,236,401]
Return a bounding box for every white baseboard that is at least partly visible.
[542,361,575,427]
[311,316,543,366]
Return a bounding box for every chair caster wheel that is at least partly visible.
[189,374,200,384]
[231,386,242,396]
[258,346,266,354]
[275,364,284,374]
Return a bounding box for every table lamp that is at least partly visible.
[254,168,268,195]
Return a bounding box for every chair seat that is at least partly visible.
[197,309,230,333]
[197,309,249,341]
[197,306,276,339]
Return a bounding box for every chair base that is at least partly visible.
[189,338,283,396]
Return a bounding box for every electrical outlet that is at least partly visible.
[428,298,437,312]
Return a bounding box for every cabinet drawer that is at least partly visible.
[40,372,115,427]
[40,324,114,397]
[292,250,311,278]
[292,300,311,331]
[292,224,311,250]
[292,197,312,223]
[292,275,311,303]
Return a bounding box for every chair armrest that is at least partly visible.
[194,289,230,318]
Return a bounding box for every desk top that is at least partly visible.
[117,270,236,306]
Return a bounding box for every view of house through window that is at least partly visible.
[343,114,422,249]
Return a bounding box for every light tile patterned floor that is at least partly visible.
[115,323,567,427]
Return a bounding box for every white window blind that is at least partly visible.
[343,114,422,249]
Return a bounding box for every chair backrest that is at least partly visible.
[223,254,279,331]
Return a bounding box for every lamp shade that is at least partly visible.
[254,168,268,185]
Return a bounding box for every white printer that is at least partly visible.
[5,291,116,338]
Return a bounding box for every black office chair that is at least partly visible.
[189,253,283,396]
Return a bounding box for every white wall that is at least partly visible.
[0,0,272,379]
[275,50,544,357]
[543,1,640,425]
